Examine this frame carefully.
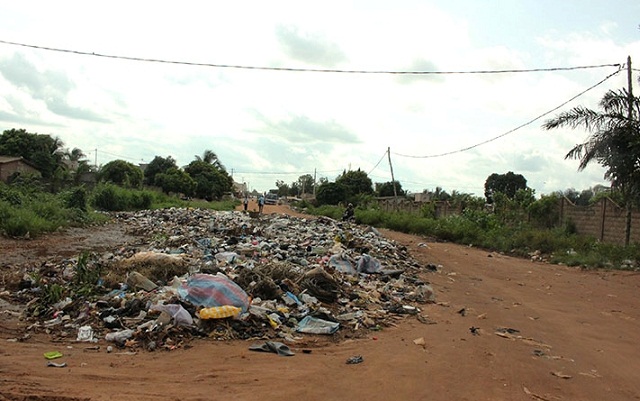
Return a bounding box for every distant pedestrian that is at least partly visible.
[243,195,249,211]
[258,194,265,214]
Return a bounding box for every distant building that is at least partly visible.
[414,192,431,202]
[233,181,247,195]
[0,156,40,182]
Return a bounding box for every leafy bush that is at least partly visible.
[91,183,155,211]
[91,184,126,211]
[1,207,52,237]
[65,186,88,211]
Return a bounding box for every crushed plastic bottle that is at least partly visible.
[105,329,134,343]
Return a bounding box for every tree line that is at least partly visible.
[0,128,233,200]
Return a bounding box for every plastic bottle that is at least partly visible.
[105,329,134,343]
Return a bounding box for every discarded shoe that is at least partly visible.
[249,341,295,357]
[346,355,363,364]
[46,361,67,368]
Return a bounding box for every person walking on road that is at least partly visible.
[258,194,265,214]
[243,194,249,212]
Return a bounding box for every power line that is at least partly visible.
[97,149,148,163]
[367,150,389,175]
[0,39,622,75]
[234,169,343,176]
[393,67,623,159]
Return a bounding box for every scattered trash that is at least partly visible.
[495,329,551,349]
[296,316,340,335]
[126,271,159,292]
[495,327,520,334]
[46,362,67,368]
[198,305,242,319]
[413,337,426,346]
[249,341,295,356]
[416,315,437,325]
[3,209,439,352]
[551,371,572,379]
[105,329,134,344]
[150,303,193,326]
[469,326,480,335]
[76,325,95,342]
[177,273,250,312]
[43,351,63,360]
[346,355,364,364]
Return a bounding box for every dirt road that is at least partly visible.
[1,204,639,400]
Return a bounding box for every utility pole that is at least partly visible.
[313,168,317,197]
[94,148,97,168]
[387,147,398,207]
[624,55,633,246]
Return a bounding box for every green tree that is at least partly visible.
[543,88,640,245]
[144,156,178,186]
[375,181,405,197]
[184,160,232,200]
[194,149,224,170]
[154,167,196,195]
[316,182,347,205]
[484,172,528,203]
[275,180,291,197]
[98,160,143,188]
[297,174,315,195]
[335,169,373,199]
[0,128,66,179]
[528,193,561,229]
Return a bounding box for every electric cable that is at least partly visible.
[0,39,622,75]
[392,67,623,158]
[367,150,389,175]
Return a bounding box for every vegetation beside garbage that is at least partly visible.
[3,100,640,272]
[0,179,237,238]
[296,198,640,271]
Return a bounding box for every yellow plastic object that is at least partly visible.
[198,305,242,319]
[267,315,279,329]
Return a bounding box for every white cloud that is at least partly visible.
[0,1,635,195]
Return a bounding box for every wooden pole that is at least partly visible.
[625,56,633,246]
[387,147,398,208]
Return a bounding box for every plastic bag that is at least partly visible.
[150,303,194,326]
[329,254,356,275]
[177,273,250,312]
[356,254,382,274]
[296,316,340,334]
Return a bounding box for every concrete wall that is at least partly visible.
[379,196,640,246]
[376,197,461,218]
[560,197,639,245]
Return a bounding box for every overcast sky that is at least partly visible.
[0,1,638,196]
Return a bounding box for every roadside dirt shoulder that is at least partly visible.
[1,206,639,401]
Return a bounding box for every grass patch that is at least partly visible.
[308,205,639,270]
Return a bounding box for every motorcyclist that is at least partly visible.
[342,203,355,221]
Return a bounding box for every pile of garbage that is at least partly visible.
[1,208,437,351]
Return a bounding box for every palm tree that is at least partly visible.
[194,149,224,170]
[543,88,640,245]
